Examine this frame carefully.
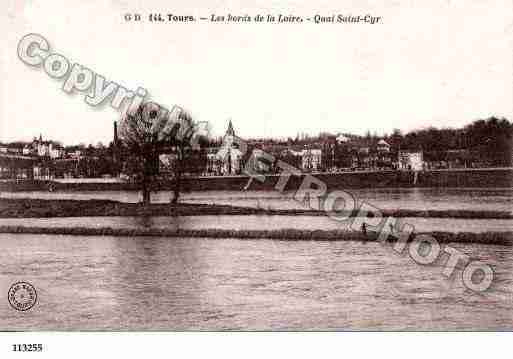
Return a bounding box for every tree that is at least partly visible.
[118,103,205,205]
[118,103,164,204]
[463,117,513,166]
[168,111,209,204]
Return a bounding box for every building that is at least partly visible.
[49,145,63,159]
[301,148,322,171]
[336,134,350,144]
[68,150,83,160]
[398,150,423,170]
[205,148,223,176]
[32,134,63,159]
[377,139,390,152]
[215,120,243,175]
[158,121,242,177]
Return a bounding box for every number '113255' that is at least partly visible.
[12,344,43,352]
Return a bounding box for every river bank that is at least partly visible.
[0,198,512,219]
[1,168,512,192]
[0,225,511,245]
[0,198,266,218]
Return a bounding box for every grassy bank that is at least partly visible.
[1,168,512,192]
[0,198,268,218]
[0,225,511,245]
[0,198,511,219]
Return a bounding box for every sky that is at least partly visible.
[1,0,512,145]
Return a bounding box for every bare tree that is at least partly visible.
[118,103,206,205]
[169,112,209,204]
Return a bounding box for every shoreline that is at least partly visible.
[0,198,512,219]
[1,168,512,192]
[0,226,511,245]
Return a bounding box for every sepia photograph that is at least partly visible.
[0,0,512,353]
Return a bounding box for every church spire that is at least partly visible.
[226,120,235,136]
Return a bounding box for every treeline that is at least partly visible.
[390,117,510,149]
[391,117,512,165]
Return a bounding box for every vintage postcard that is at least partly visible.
[0,0,512,344]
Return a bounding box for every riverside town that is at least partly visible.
[1,116,511,183]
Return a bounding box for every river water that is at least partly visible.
[1,188,512,330]
[1,215,512,233]
[2,188,513,211]
[0,234,511,330]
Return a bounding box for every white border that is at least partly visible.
[0,332,511,359]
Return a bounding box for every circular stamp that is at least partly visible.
[8,282,37,311]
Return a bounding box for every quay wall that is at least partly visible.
[0,168,511,192]
[186,168,513,191]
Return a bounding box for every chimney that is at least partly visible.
[113,121,118,146]
[112,121,119,173]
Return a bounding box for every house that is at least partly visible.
[6,146,22,155]
[49,145,63,159]
[358,146,370,155]
[336,134,350,144]
[68,150,83,160]
[398,151,423,170]
[205,148,223,176]
[377,139,390,152]
[32,134,62,158]
[301,148,322,171]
